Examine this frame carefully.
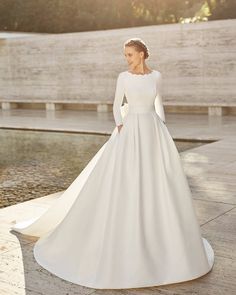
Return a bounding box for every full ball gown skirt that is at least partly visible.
[10,70,214,289]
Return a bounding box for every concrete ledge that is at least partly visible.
[164,102,236,116]
[46,102,63,111]
[1,102,18,110]
[208,106,228,116]
[1,101,236,116]
[97,104,109,112]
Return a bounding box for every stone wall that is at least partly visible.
[0,19,236,106]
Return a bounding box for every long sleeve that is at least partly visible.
[113,72,125,126]
[154,73,166,123]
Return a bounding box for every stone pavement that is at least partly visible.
[0,109,235,295]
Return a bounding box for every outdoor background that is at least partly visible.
[0,0,236,33]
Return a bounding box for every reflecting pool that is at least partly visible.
[0,129,206,208]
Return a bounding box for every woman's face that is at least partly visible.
[124,46,144,70]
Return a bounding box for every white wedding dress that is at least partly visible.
[10,70,214,289]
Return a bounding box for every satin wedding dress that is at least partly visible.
[11,70,214,289]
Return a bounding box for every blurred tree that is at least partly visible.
[206,0,236,20]
[0,0,235,33]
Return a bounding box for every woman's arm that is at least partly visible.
[113,72,125,127]
[154,72,166,124]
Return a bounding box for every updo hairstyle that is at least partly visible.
[124,38,150,59]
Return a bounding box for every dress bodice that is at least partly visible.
[113,70,165,126]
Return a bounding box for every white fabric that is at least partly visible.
[113,71,165,126]
[11,70,214,289]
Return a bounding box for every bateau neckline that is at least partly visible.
[126,70,155,76]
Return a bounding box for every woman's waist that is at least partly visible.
[128,104,155,113]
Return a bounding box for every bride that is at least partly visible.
[11,37,214,289]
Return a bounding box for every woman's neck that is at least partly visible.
[129,64,152,75]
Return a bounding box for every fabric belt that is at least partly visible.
[128,105,155,114]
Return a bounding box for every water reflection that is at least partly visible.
[0,129,205,208]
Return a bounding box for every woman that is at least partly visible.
[11,38,214,289]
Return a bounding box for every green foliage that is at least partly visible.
[0,0,235,33]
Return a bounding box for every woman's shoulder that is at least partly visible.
[118,71,128,76]
[116,71,127,79]
[153,69,162,75]
[153,70,162,82]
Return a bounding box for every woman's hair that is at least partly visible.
[124,38,149,59]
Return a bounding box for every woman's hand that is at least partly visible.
[117,124,123,133]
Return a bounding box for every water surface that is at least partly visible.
[0,129,205,208]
